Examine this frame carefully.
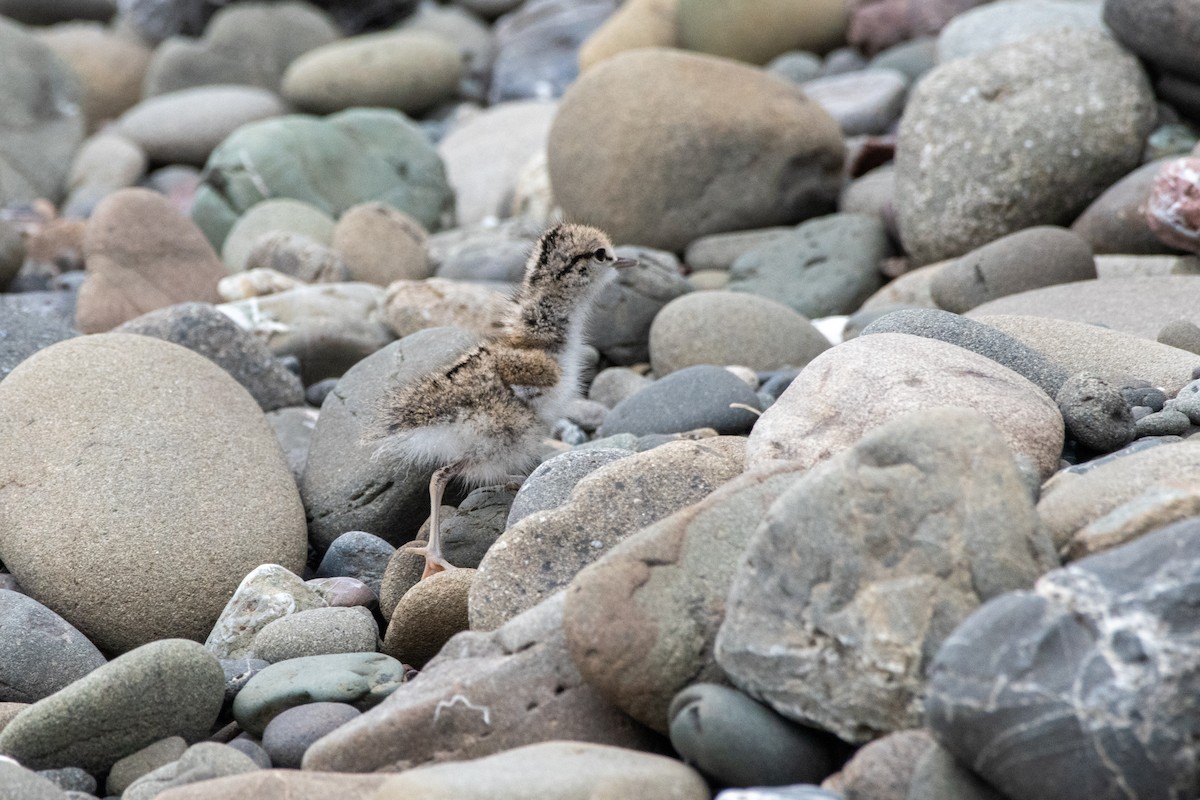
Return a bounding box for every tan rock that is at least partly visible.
[1066,481,1200,560]
[37,22,152,130]
[578,0,679,72]
[75,188,225,333]
[383,278,513,339]
[245,232,350,284]
[332,202,431,285]
[154,770,387,800]
[383,568,474,668]
[678,0,848,62]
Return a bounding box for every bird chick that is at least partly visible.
[369,223,636,578]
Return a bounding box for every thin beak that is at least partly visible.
[613,257,638,269]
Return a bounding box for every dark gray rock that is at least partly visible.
[930,227,1096,313]
[0,590,105,703]
[717,408,1058,743]
[0,303,78,382]
[1104,0,1200,85]
[1123,385,1168,412]
[300,327,477,550]
[584,245,691,365]
[261,701,361,769]
[116,302,304,411]
[488,0,616,105]
[860,308,1068,397]
[35,767,94,794]
[220,658,269,707]
[669,683,837,787]
[1055,372,1135,453]
[314,531,395,596]
[1134,407,1192,437]
[1072,159,1181,256]
[440,485,516,569]
[506,448,629,528]
[597,365,761,438]
[926,516,1200,800]
[907,743,1006,800]
[728,214,891,318]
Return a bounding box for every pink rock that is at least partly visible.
[1146,157,1200,253]
[848,0,988,54]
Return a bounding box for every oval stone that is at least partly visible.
[0,334,307,653]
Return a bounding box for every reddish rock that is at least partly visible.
[1146,157,1200,253]
[848,0,988,54]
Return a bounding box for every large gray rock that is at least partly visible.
[1104,0,1200,85]
[0,639,223,772]
[745,332,1065,480]
[0,590,105,703]
[718,409,1058,743]
[300,328,478,550]
[728,213,890,317]
[0,334,307,654]
[895,30,1155,264]
[507,448,630,528]
[0,18,84,206]
[548,48,844,251]
[302,594,664,773]
[926,517,1200,800]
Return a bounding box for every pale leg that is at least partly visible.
[421,462,462,579]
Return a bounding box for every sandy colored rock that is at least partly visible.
[154,770,387,800]
[678,0,847,62]
[76,188,225,333]
[332,202,431,285]
[579,0,678,71]
[383,568,474,668]
[382,278,513,339]
[37,22,152,130]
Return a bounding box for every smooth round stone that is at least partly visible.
[1159,319,1200,354]
[967,276,1200,340]
[75,188,226,334]
[930,226,1097,313]
[649,291,832,376]
[1135,407,1192,437]
[37,22,152,131]
[548,48,844,252]
[261,702,361,769]
[1072,159,1181,255]
[122,742,258,800]
[106,737,188,796]
[860,307,1068,397]
[377,543,428,622]
[218,282,395,384]
[507,449,630,528]
[205,564,328,661]
[488,0,614,105]
[142,2,340,96]
[283,30,462,115]
[745,332,1065,479]
[0,303,77,382]
[578,0,678,73]
[382,568,474,669]
[306,576,377,610]
[232,652,407,736]
[62,131,148,218]
[117,86,288,166]
[0,335,306,653]
[727,213,891,318]
[669,683,836,787]
[115,302,304,412]
[332,202,431,286]
[1056,372,1136,453]
[937,0,1105,62]
[895,30,1155,264]
[588,367,651,408]
[437,101,557,226]
[191,109,453,250]
[869,35,938,81]
[438,485,516,569]
[252,607,380,663]
[799,68,908,135]
[314,531,395,597]
[0,220,21,288]
[587,246,692,365]
[0,639,223,773]
[597,365,761,437]
[0,18,84,207]
[678,0,847,62]
[222,199,336,274]
[0,590,105,704]
[1105,0,1200,85]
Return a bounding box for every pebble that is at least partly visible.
[61,131,147,218]
[678,0,847,63]
[549,48,844,252]
[1135,407,1192,437]
[1158,319,1200,354]
[105,736,187,795]
[507,448,630,527]
[122,742,258,800]
[800,69,908,136]
[383,568,474,668]
[1055,373,1135,454]
[0,590,105,704]
[587,367,652,408]
[587,245,692,365]
[1072,158,1180,255]
[314,531,396,597]
[834,729,935,800]
[222,198,336,274]
[261,702,361,769]
[597,364,761,437]
[332,202,432,286]
[251,606,380,663]
[204,564,327,661]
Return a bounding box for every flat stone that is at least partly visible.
[370,741,708,800]
[745,332,1065,480]
[597,365,761,437]
[0,335,306,654]
[302,594,663,773]
[252,606,380,663]
[469,438,746,631]
[926,517,1200,800]
[0,590,105,703]
[205,564,328,661]
[232,652,407,736]
[719,409,1056,742]
[1065,482,1200,561]
[138,770,387,799]
[0,639,223,772]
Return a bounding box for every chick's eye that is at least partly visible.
[593,248,608,260]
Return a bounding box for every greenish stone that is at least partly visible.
[231,652,407,736]
[192,108,454,250]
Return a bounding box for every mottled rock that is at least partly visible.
[252,606,379,663]
[0,591,105,704]
[1145,156,1200,253]
[76,188,225,333]
[205,564,328,661]
[123,743,258,800]
[649,291,831,376]
[895,30,1155,264]
[382,278,511,339]
[222,198,336,274]
[1056,372,1136,454]
[719,409,1057,742]
[745,333,1065,479]
[383,568,474,668]
[548,49,844,251]
[926,518,1200,800]
[302,595,662,773]
[469,438,746,630]
[930,227,1096,313]
[837,729,935,800]
[261,702,361,769]
[0,639,223,772]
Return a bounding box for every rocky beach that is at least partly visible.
[2,0,1200,798]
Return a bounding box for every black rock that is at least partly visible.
[1055,372,1135,453]
[314,531,396,597]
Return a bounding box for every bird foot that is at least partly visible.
[411,546,455,580]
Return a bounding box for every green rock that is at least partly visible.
[0,639,224,772]
[192,108,454,250]
[232,652,407,736]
